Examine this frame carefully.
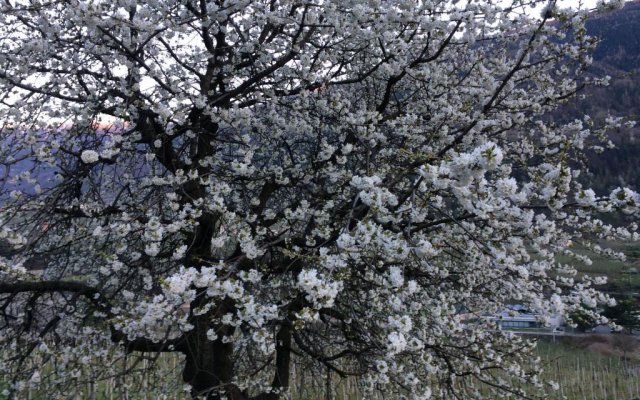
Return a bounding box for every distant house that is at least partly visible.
[490,305,563,330]
[495,312,544,329]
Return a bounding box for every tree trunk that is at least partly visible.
[181,311,293,400]
[182,312,249,400]
[182,283,245,400]
[180,212,292,400]
[272,323,291,390]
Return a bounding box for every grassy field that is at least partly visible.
[534,336,640,400]
[2,336,639,400]
[306,337,640,400]
[2,244,638,399]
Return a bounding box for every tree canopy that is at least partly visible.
[604,296,640,333]
[0,0,638,399]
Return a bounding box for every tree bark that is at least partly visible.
[181,303,293,400]
[272,323,291,390]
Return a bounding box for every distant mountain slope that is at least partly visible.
[588,0,640,72]
[567,1,640,193]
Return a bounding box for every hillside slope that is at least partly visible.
[564,0,640,192]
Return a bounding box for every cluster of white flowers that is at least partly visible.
[609,187,640,214]
[80,150,100,164]
[386,331,408,355]
[297,269,343,309]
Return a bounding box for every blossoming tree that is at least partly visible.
[0,0,637,398]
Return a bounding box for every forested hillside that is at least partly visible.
[573,0,640,192]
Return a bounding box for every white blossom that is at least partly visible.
[80,150,100,164]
